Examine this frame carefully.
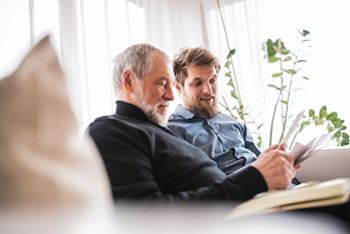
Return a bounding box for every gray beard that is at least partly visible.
[132,86,167,126]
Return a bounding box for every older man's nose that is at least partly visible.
[164,84,174,100]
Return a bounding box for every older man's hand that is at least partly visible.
[251,144,297,190]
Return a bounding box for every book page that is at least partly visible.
[282,110,305,145]
[290,132,334,165]
[225,178,350,220]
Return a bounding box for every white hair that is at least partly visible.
[112,43,170,97]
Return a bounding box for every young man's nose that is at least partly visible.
[202,82,213,94]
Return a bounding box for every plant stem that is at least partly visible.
[270,45,284,145]
[278,42,302,143]
[278,60,297,143]
[220,95,237,119]
[269,92,281,146]
[245,112,265,149]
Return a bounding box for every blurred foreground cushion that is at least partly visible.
[0,36,112,208]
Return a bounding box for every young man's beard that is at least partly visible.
[187,99,218,119]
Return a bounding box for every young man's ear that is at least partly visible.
[122,69,135,93]
[175,81,183,93]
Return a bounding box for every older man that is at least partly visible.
[87,43,296,201]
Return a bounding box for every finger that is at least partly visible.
[278,143,287,151]
[263,144,280,153]
[294,163,302,170]
[280,152,295,164]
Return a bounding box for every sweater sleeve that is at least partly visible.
[88,118,267,202]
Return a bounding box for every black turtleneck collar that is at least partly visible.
[115,100,178,136]
[115,101,150,122]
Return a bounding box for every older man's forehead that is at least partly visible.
[167,63,176,81]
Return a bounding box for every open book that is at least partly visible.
[282,110,335,164]
[226,178,350,219]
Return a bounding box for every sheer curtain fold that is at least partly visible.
[202,0,268,131]
[59,0,116,131]
[143,0,206,55]
[0,0,60,78]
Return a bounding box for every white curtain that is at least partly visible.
[2,0,349,141]
[201,0,268,137]
[0,0,60,78]
[143,0,207,55]
[0,0,267,133]
[59,0,114,132]
[59,0,216,131]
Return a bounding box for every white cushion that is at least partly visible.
[0,36,112,208]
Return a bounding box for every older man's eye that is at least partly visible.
[157,80,167,86]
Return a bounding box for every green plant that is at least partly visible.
[216,1,349,148]
[263,30,310,147]
[294,106,350,147]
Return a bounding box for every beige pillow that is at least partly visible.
[0,36,112,209]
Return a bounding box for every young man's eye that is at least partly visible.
[209,78,216,84]
[192,80,202,86]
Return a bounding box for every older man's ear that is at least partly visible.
[122,69,136,93]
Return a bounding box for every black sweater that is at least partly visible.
[88,101,267,202]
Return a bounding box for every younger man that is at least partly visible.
[169,47,260,175]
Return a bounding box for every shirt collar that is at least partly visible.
[173,105,196,120]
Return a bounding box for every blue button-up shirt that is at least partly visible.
[168,105,260,175]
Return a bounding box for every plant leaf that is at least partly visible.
[267,84,280,91]
[268,55,279,63]
[281,49,290,55]
[227,49,236,59]
[327,124,334,132]
[266,39,276,57]
[230,90,238,99]
[285,69,297,75]
[332,118,344,128]
[283,56,292,61]
[271,72,282,78]
[280,100,288,105]
[326,112,338,121]
[319,106,327,118]
[302,29,310,36]
[309,109,315,117]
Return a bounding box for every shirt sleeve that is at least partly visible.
[243,124,261,156]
